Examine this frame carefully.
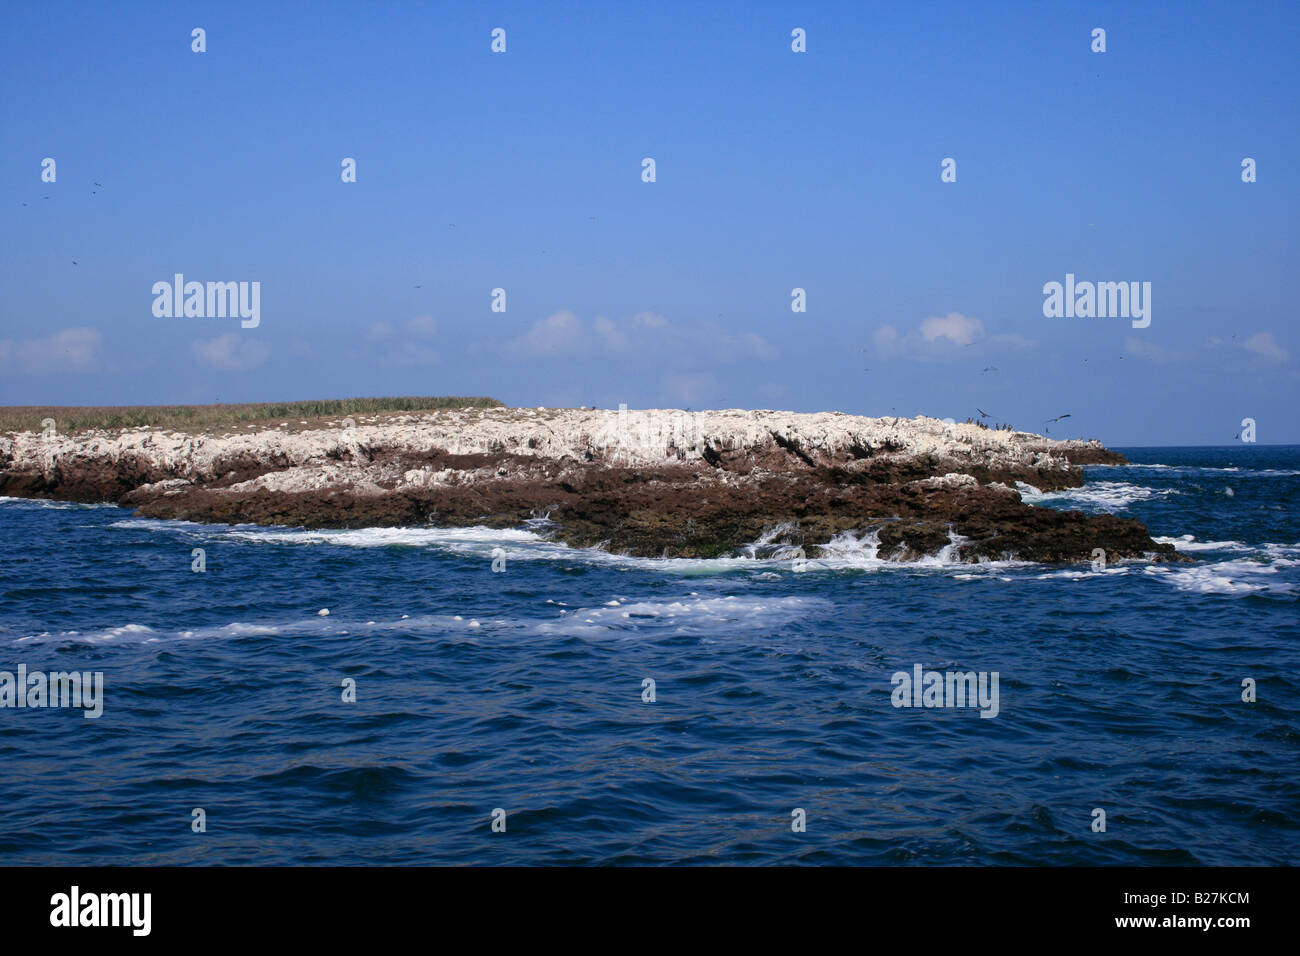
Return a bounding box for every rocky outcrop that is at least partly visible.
[0,407,1179,563]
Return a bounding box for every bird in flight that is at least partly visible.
[976,408,991,419]
[1044,413,1071,424]
[982,365,997,373]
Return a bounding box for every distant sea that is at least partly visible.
[1,446,1296,865]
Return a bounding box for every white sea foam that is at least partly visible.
[1034,566,1133,581]
[1121,464,1300,477]
[0,496,119,510]
[18,622,160,644]
[1153,534,1251,553]
[816,528,884,564]
[932,527,969,565]
[1263,543,1300,559]
[533,594,828,636]
[1018,480,1176,512]
[11,611,504,646]
[105,514,1048,576]
[1143,559,1295,596]
[13,595,832,645]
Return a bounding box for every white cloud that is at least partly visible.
[192,333,270,371]
[0,327,103,374]
[1243,332,1289,363]
[405,315,437,337]
[364,315,440,366]
[507,310,586,358]
[873,312,1007,360]
[504,310,777,364]
[378,344,440,367]
[920,312,984,346]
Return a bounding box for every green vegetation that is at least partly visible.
[0,397,504,434]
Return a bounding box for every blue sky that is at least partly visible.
[1,0,1296,444]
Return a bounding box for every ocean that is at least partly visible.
[1,446,1296,865]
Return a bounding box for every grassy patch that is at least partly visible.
[0,397,504,435]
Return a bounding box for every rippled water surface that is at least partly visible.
[1,446,1296,864]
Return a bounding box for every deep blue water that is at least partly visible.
[1,446,1296,865]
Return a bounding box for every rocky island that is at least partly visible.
[0,405,1180,563]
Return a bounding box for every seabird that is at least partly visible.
[1044,413,1071,424]
[976,408,991,419]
